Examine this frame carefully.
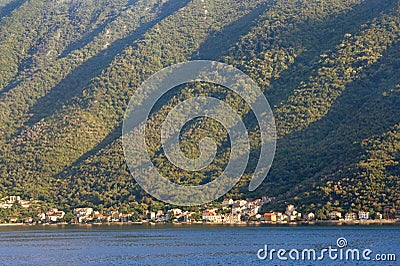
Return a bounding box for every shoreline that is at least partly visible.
[0,219,399,227]
[312,219,399,225]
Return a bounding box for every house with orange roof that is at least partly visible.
[202,211,223,223]
[263,212,277,222]
[329,211,342,220]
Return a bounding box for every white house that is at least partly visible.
[329,211,342,220]
[223,214,241,223]
[233,200,247,207]
[8,196,21,204]
[202,211,222,223]
[303,212,315,221]
[169,208,183,217]
[74,208,93,217]
[345,212,357,221]
[358,211,370,220]
[42,208,65,222]
[74,207,94,223]
[222,198,234,206]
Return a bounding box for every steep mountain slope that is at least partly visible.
[0,0,399,213]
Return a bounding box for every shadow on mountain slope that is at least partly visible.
[261,41,400,198]
[0,0,25,20]
[58,0,138,59]
[192,2,270,60]
[23,0,191,129]
[268,0,399,107]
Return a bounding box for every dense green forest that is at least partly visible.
[0,0,399,214]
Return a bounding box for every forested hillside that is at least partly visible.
[0,0,399,214]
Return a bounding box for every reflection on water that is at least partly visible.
[0,224,398,265]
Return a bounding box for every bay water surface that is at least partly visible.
[0,224,398,265]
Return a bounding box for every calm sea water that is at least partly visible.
[0,224,398,265]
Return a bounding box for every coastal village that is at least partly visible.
[1,195,399,225]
